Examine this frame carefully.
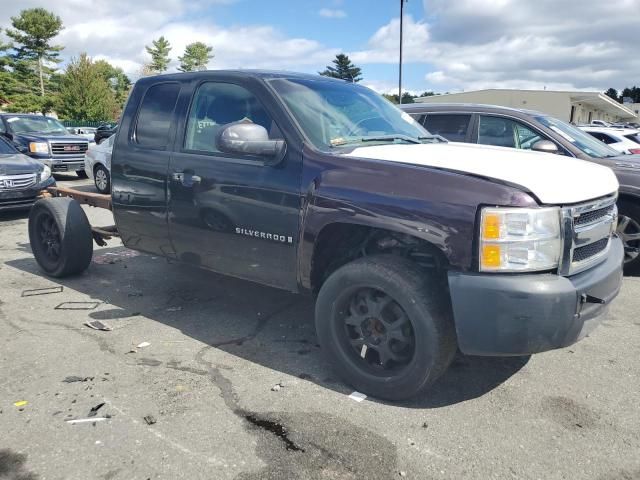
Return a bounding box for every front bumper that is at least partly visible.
[0,178,56,212]
[448,236,624,356]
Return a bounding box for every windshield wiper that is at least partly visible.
[359,134,422,144]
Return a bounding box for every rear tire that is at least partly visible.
[28,198,93,277]
[94,164,111,194]
[76,170,88,179]
[315,255,456,400]
[617,200,640,275]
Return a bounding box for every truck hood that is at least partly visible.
[343,142,618,205]
[14,132,88,143]
[0,153,44,175]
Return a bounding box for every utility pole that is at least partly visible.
[398,0,407,104]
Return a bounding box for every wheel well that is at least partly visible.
[618,193,640,207]
[310,223,448,293]
[93,162,105,173]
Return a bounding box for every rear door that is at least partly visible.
[167,78,302,290]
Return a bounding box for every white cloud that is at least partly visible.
[351,16,433,64]
[0,0,338,79]
[349,1,640,92]
[318,8,347,19]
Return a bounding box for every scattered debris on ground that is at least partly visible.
[84,320,112,331]
[21,286,63,297]
[88,402,106,417]
[166,306,182,312]
[63,376,94,383]
[348,392,367,402]
[13,400,27,409]
[271,382,285,392]
[55,302,100,310]
[65,417,109,425]
[136,341,151,349]
[143,415,157,425]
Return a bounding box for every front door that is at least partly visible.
[167,80,302,290]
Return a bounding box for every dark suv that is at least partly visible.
[401,103,640,273]
[0,114,89,177]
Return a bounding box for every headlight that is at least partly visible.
[40,165,52,182]
[479,206,561,272]
[29,142,49,154]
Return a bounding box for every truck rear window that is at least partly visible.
[135,83,180,148]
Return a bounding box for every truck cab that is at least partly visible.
[0,114,89,176]
[29,71,624,400]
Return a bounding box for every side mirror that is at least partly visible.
[216,122,285,162]
[531,140,559,154]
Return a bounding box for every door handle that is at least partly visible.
[172,171,201,187]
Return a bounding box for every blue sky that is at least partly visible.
[183,0,433,94]
[1,0,637,94]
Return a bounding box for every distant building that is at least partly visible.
[624,103,640,122]
[415,89,638,124]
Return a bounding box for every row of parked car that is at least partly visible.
[1,92,640,275]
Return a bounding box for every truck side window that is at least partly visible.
[135,83,180,148]
[423,114,471,142]
[184,82,282,154]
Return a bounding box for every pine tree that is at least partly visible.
[145,36,172,73]
[5,8,64,96]
[604,88,620,103]
[57,53,118,121]
[319,54,362,82]
[178,42,213,72]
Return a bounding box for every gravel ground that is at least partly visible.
[0,174,639,480]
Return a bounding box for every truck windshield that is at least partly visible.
[6,116,69,135]
[535,115,620,158]
[269,78,438,150]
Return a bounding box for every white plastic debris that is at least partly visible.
[66,417,109,424]
[348,391,367,402]
[136,342,151,348]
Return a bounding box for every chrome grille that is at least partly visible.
[572,238,609,263]
[0,173,37,190]
[559,195,617,275]
[574,204,615,227]
[51,142,88,156]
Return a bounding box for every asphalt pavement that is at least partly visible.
[0,174,639,480]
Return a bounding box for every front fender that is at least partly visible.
[297,147,538,291]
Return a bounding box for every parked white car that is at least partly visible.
[84,134,113,193]
[579,126,640,155]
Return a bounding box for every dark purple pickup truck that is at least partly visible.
[28,71,624,400]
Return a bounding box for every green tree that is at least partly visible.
[57,53,118,121]
[320,53,362,82]
[383,92,416,104]
[621,86,640,103]
[5,8,64,96]
[94,60,132,107]
[178,42,213,72]
[604,88,621,103]
[145,36,172,73]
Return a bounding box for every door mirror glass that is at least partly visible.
[531,140,559,154]
[216,122,285,160]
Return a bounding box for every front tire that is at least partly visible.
[315,255,456,400]
[617,200,640,275]
[94,164,111,194]
[28,198,93,277]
